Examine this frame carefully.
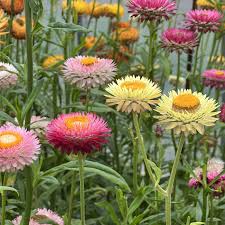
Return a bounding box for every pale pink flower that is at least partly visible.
[0,62,18,89]
[185,9,223,33]
[127,0,176,22]
[202,69,225,89]
[12,216,40,225]
[62,56,116,89]
[46,112,111,154]
[161,28,199,53]
[0,125,40,172]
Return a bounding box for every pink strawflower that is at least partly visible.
[127,0,176,22]
[220,103,225,122]
[202,69,225,89]
[161,28,199,53]
[12,208,64,225]
[0,62,18,89]
[12,216,40,225]
[46,112,111,154]
[188,159,225,195]
[36,208,64,225]
[185,9,223,33]
[0,125,40,172]
[62,56,116,89]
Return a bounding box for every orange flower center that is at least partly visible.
[81,57,97,66]
[215,70,224,76]
[64,116,89,129]
[173,94,200,111]
[0,131,23,149]
[121,81,146,90]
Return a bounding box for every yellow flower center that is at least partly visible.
[81,57,97,66]
[121,81,146,90]
[65,116,89,129]
[172,94,200,111]
[215,70,224,76]
[0,131,23,149]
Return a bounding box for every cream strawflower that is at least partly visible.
[154,89,219,136]
[105,76,161,113]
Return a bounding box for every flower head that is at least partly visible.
[220,103,225,122]
[105,76,161,113]
[155,89,219,136]
[12,208,64,225]
[0,9,8,44]
[87,2,105,18]
[161,28,199,53]
[11,16,30,39]
[196,0,225,10]
[185,9,223,33]
[202,69,225,89]
[42,55,64,69]
[127,0,176,22]
[0,125,40,172]
[114,27,139,44]
[0,62,18,89]
[0,0,24,15]
[46,112,111,154]
[62,56,116,89]
[62,0,89,15]
[189,159,225,195]
[84,36,105,50]
[104,3,124,18]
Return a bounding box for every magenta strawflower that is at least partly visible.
[188,159,225,195]
[62,56,116,89]
[185,9,223,33]
[127,0,176,22]
[202,69,225,89]
[46,112,111,154]
[161,28,199,53]
[220,103,225,122]
[12,208,64,225]
[0,125,40,172]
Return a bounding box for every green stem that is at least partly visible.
[129,128,138,194]
[52,74,58,118]
[165,134,185,225]
[22,167,33,225]
[165,195,171,225]
[176,53,181,91]
[132,113,167,196]
[202,189,208,223]
[78,153,85,225]
[1,174,8,225]
[210,194,213,225]
[192,34,203,78]
[24,0,33,128]
[67,171,76,225]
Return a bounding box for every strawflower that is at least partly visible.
[202,69,225,89]
[161,28,199,53]
[62,56,116,89]
[0,0,24,15]
[46,112,111,154]
[0,62,18,89]
[0,124,40,172]
[127,0,176,22]
[185,9,223,33]
[155,89,219,135]
[105,75,161,113]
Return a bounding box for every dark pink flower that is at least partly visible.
[220,104,225,123]
[185,9,223,33]
[127,0,176,22]
[46,112,111,154]
[161,28,199,53]
[202,69,225,89]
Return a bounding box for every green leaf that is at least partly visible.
[45,22,89,33]
[0,95,17,113]
[147,160,162,186]
[96,201,120,225]
[190,223,205,225]
[0,111,17,125]
[21,80,44,123]
[116,189,128,220]
[41,160,130,192]
[0,186,19,196]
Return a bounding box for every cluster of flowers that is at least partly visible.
[197,0,225,10]
[62,0,124,18]
[189,159,225,196]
